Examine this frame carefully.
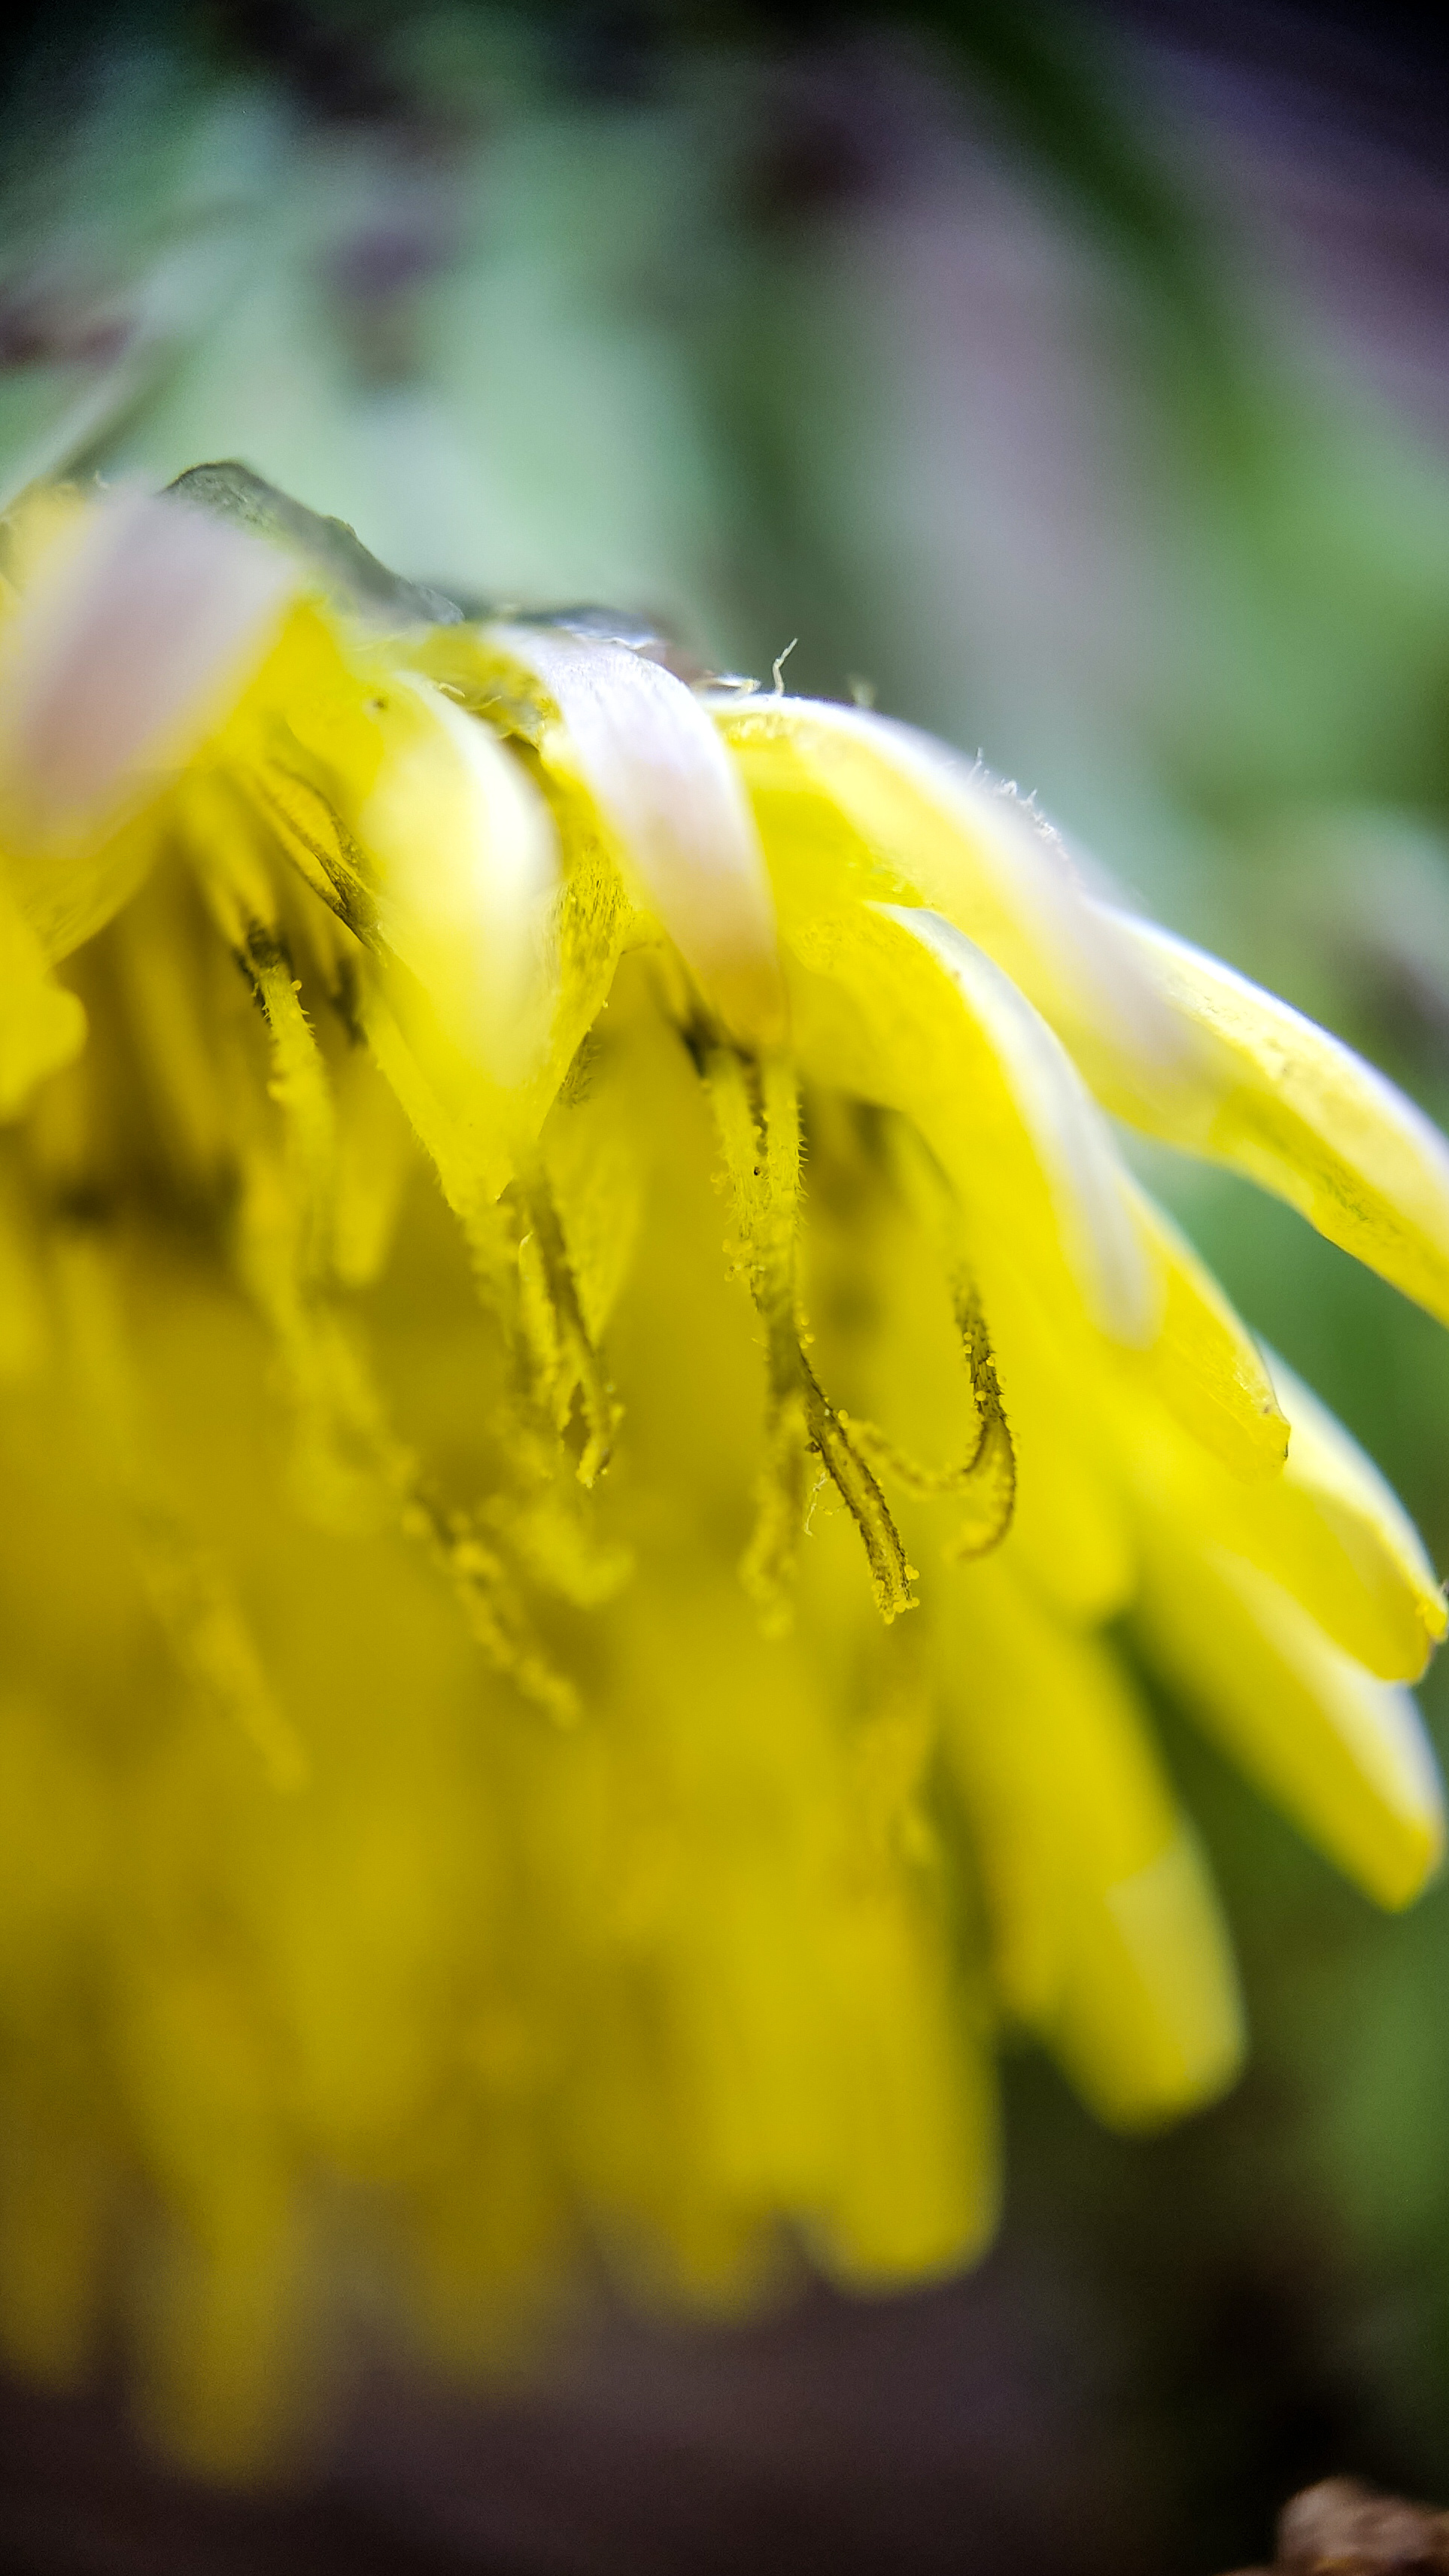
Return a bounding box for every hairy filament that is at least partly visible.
[357,980,617,1494]
[706,1045,914,1629]
[839,1121,1016,1559]
[513,1166,619,1487]
[188,863,581,1717]
[847,1276,1015,1557]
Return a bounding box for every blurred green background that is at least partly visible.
[6,3,1449,2568]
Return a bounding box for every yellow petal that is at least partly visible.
[539,1051,644,1344]
[808,1987,998,2286]
[1088,910,1449,1326]
[460,627,785,1048]
[1068,1825,1245,2131]
[941,1560,1244,2127]
[356,974,513,1223]
[981,1271,1138,1622]
[220,633,560,1089]
[359,674,560,1086]
[1128,1180,1289,1484]
[713,696,1174,1065]
[819,904,1153,1341]
[1226,1355,1445,1681]
[1136,1542,1444,1908]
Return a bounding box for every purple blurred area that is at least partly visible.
[1120,1,1449,440]
[0,2245,1153,2575]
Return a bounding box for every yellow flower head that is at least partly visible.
[2,469,1446,2468]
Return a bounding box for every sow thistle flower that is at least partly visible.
[2,466,1447,2467]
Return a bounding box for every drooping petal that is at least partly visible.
[358,974,514,1222]
[940,1560,1244,2128]
[358,675,560,1088]
[714,696,1174,1069]
[1126,1182,1289,1484]
[218,633,562,1096]
[425,624,785,1049]
[794,901,1153,1341]
[1129,1397,1442,1689]
[1086,910,1449,1327]
[1135,1542,1444,1908]
[806,1922,998,2286]
[1208,1356,1446,1681]
[575,1563,998,2289]
[1274,1354,1445,1656]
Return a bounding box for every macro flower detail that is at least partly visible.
[1,469,1447,2468]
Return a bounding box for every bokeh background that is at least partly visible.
[5,2,1449,2567]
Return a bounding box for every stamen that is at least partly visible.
[705,1046,914,1630]
[942,1287,1017,1560]
[243,758,380,949]
[846,1123,1016,1560]
[409,1495,582,1728]
[512,1165,619,1488]
[357,979,624,1526]
[187,837,585,1718]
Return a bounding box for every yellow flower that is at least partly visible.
[1,469,1446,2469]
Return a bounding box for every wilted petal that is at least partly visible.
[0,489,293,854]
